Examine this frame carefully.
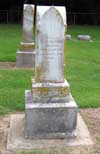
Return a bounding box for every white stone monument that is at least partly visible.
[36,6,66,26]
[66,34,72,40]
[16,4,35,68]
[78,35,91,41]
[25,6,78,139]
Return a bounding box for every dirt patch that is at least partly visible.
[0,109,100,154]
[0,62,16,69]
[80,109,100,154]
[0,116,10,154]
[0,62,34,70]
[80,108,100,142]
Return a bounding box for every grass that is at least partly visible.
[0,24,21,61]
[65,26,100,108]
[67,25,100,41]
[16,148,70,154]
[0,70,33,114]
[0,25,100,114]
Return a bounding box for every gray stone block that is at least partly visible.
[66,34,72,40]
[78,35,91,41]
[16,51,35,68]
[32,80,70,103]
[25,90,78,139]
[7,113,93,151]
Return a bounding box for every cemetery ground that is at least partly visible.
[0,24,100,154]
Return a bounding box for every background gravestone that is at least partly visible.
[25,6,78,139]
[66,34,72,40]
[16,4,35,68]
[78,35,91,41]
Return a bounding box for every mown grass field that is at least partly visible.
[0,24,100,114]
[0,70,34,114]
[65,26,100,108]
[0,24,21,61]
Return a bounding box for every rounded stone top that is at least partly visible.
[36,5,67,26]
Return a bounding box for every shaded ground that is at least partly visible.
[0,116,9,154]
[0,62,34,70]
[79,109,100,154]
[0,62,16,69]
[0,109,100,154]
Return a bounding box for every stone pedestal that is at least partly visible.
[16,51,35,68]
[16,42,35,68]
[7,114,93,152]
[25,90,77,139]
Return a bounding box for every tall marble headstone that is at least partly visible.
[36,6,66,26]
[25,6,78,139]
[16,4,35,68]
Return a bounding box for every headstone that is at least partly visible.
[22,5,34,44]
[25,6,78,139]
[16,4,35,68]
[36,7,65,83]
[35,6,67,81]
[78,35,91,41]
[36,6,66,26]
[66,34,72,40]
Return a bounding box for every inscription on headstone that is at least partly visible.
[36,7,65,82]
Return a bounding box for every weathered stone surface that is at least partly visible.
[23,4,34,43]
[7,113,93,151]
[36,6,66,26]
[25,90,77,139]
[16,51,35,68]
[32,79,70,102]
[16,4,35,68]
[78,35,91,41]
[20,4,35,50]
[35,7,65,83]
[20,42,35,52]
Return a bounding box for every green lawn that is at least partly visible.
[0,24,21,61]
[65,25,100,108]
[0,25,100,114]
[0,70,33,114]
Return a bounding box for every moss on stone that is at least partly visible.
[36,66,42,83]
[20,43,35,51]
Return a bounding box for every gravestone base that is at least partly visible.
[32,80,70,103]
[25,90,77,139]
[7,113,93,153]
[20,42,35,51]
[16,51,35,68]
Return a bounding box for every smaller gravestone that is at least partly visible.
[66,34,72,40]
[16,4,35,68]
[78,35,91,41]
